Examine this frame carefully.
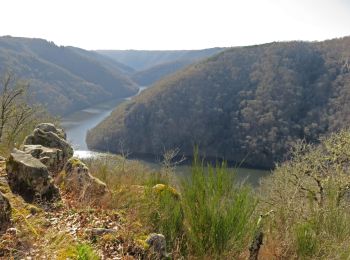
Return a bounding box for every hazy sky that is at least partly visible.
[1,0,350,50]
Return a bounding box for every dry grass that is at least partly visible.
[0,159,148,259]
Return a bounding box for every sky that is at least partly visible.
[1,0,350,50]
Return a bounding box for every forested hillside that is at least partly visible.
[87,37,350,168]
[0,36,138,115]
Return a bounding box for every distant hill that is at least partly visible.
[131,59,194,86]
[97,48,224,71]
[0,36,138,115]
[97,48,225,86]
[87,37,350,169]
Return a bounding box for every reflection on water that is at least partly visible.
[73,150,107,159]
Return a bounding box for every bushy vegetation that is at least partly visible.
[87,36,350,169]
[180,154,257,257]
[83,151,258,258]
[259,130,350,259]
[85,130,350,259]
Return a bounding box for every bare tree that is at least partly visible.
[118,139,131,173]
[161,147,186,177]
[0,73,36,145]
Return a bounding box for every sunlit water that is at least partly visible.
[61,87,270,186]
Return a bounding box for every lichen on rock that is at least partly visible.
[23,145,64,175]
[23,123,73,170]
[57,157,110,203]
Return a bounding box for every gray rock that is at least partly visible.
[59,158,109,202]
[0,156,6,162]
[23,145,64,175]
[36,123,66,139]
[6,150,60,202]
[0,192,11,233]
[23,127,73,167]
[146,233,168,258]
[87,228,117,236]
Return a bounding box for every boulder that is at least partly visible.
[23,124,73,168]
[59,158,109,203]
[146,233,168,258]
[6,150,60,202]
[23,145,65,175]
[36,123,66,139]
[0,192,11,233]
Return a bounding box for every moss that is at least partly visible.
[101,233,116,243]
[26,204,42,215]
[68,157,82,166]
[152,184,180,199]
[136,234,150,250]
[0,182,11,194]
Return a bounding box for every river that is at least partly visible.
[61,89,270,185]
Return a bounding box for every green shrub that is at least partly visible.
[295,221,318,257]
[148,187,185,254]
[181,151,257,257]
[76,243,100,260]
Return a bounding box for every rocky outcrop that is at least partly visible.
[6,150,60,202]
[6,123,111,206]
[23,145,64,175]
[36,123,66,139]
[0,192,11,233]
[23,124,73,174]
[58,158,109,203]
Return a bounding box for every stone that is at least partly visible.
[87,228,118,236]
[23,145,64,175]
[36,123,66,139]
[0,192,11,233]
[249,230,264,260]
[23,126,73,167]
[146,233,168,258]
[6,227,19,235]
[6,150,60,202]
[59,158,109,202]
